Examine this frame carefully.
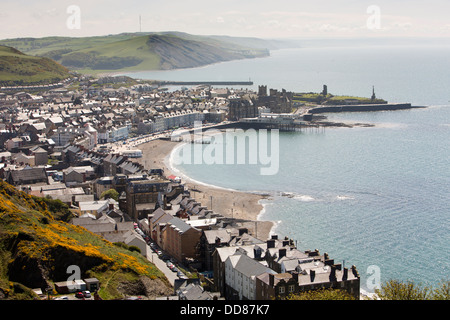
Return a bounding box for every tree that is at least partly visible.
[287,288,356,300]
[100,189,119,201]
[375,280,430,300]
[431,280,450,300]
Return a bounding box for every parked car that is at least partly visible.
[75,291,84,299]
[83,291,91,298]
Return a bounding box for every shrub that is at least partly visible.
[128,246,141,254]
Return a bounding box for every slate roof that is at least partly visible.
[231,252,275,278]
[167,217,194,234]
[203,229,232,245]
[5,167,48,184]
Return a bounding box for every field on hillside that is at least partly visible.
[0,46,71,86]
[0,32,272,75]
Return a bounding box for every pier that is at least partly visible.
[234,113,327,132]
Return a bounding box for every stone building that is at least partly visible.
[212,234,360,300]
[162,216,202,263]
[4,167,48,186]
[31,146,48,166]
[227,96,257,121]
[255,86,293,114]
[125,178,170,220]
[255,263,360,300]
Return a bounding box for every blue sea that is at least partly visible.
[124,42,450,293]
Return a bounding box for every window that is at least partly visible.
[279,286,285,294]
[288,285,295,293]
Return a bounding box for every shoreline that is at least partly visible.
[134,138,275,241]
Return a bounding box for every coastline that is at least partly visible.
[134,138,275,241]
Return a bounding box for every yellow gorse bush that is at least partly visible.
[116,252,152,275]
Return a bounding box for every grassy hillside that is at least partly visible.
[0,32,271,75]
[0,46,72,87]
[293,92,387,105]
[0,180,171,300]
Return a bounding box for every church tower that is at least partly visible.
[371,86,376,101]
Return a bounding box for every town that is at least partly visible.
[0,75,361,300]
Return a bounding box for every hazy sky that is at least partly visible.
[1,0,450,40]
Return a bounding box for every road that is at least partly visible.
[146,247,178,286]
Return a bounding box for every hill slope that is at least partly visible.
[0,32,271,74]
[0,180,171,300]
[0,46,71,87]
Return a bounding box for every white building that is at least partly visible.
[76,198,118,219]
[98,125,130,143]
[224,250,275,300]
[53,127,85,146]
[154,110,205,133]
[154,115,167,132]
[109,125,130,142]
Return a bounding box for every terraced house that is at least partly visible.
[125,178,170,220]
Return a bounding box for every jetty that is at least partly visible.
[308,103,417,114]
[233,114,324,132]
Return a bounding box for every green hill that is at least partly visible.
[0,180,171,300]
[0,32,271,75]
[0,46,71,87]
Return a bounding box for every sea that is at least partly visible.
[123,40,450,293]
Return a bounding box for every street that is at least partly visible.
[146,247,179,286]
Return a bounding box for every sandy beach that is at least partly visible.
[134,138,274,241]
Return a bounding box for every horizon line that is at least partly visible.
[2,31,450,42]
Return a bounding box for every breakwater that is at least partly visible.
[308,103,419,114]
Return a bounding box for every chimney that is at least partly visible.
[238,227,248,236]
[269,273,275,287]
[351,265,360,278]
[308,249,319,257]
[278,248,287,259]
[267,239,275,249]
[271,234,278,240]
[292,272,299,282]
[329,265,337,281]
[254,247,262,260]
[343,268,348,280]
[325,259,334,266]
[310,270,315,282]
[282,240,289,247]
[109,203,114,210]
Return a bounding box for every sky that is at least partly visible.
[1,0,450,40]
